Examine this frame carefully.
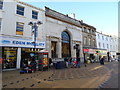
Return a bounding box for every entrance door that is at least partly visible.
[51,41,57,58]
[61,31,71,58]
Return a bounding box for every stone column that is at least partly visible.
[46,36,51,58]
[17,48,21,69]
[71,40,76,58]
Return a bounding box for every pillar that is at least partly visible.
[17,48,21,69]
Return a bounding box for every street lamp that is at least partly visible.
[28,21,42,59]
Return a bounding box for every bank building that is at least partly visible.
[0,0,97,70]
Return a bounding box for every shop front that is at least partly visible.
[1,36,45,70]
[83,48,96,63]
[95,49,107,61]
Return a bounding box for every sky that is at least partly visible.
[20,0,118,36]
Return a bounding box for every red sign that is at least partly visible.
[83,49,89,53]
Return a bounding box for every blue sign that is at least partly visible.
[1,37,45,48]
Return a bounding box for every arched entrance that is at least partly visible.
[61,31,71,58]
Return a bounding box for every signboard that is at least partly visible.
[83,49,89,53]
[0,36,45,48]
[88,49,95,54]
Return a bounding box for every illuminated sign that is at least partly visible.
[0,36,45,48]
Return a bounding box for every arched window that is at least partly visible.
[61,31,71,57]
[61,31,70,43]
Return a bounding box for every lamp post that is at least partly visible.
[28,21,42,59]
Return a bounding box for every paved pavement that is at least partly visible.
[98,61,119,89]
[2,62,114,89]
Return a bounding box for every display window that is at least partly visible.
[21,48,41,68]
[2,47,17,69]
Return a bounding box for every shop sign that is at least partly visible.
[88,49,94,54]
[83,49,89,53]
[0,36,45,48]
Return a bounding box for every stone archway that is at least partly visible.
[61,31,71,58]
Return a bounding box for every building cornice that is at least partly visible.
[16,0,44,12]
[45,7,82,28]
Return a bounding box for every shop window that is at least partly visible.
[0,0,3,9]
[16,22,24,35]
[32,10,38,19]
[16,5,24,16]
[21,48,40,67]
[2,47,17,69]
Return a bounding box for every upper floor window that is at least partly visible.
[103,43,105,48]
[99,42,101,48]
[0,0,3,9]
[102,36,104,40]
[32,10,38,19]
[0,18,1,31]
[88,38,91,46]
[98,34,100,39]
[93,39,95,46]
[16,22,24,35]
[107,44,109,49]
[16,5,24,16]
[84,37,87,45]
[106,37,108,41]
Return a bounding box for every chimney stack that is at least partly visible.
[68,13,75,19]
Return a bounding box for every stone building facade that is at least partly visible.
[45,7,83,61]
[81,21,97,62]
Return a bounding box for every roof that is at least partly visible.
[45,7,82,28]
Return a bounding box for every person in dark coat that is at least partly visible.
[49,58,52,68]
[30,57,37,71]
[84,59,87,67]
[100,56,105,65]
[77,58,80,68]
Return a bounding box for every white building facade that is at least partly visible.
[96,31,118,60]
[0,0,46,70]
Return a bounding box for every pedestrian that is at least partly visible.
[49,58,52,68]
[64,57,68,68]
[84,59,87,67]
[30,57,37,72]
[100,56,105,65]
[77,58,80,68]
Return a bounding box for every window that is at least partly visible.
[98,34,100,39]
[32,10,38,19]
[2,47,17,69]
[16,5,24,16]
[99,42,101,48]
[16,22,24,35]
[88,38,91,45]
[84,37,87,45]
[107,44,109,49]
[93,39,95,46]
[0,18,1,31]
[106,37,108,41]
[102,36,104,40]
[103,43,105,48]
[0,0,3,9]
